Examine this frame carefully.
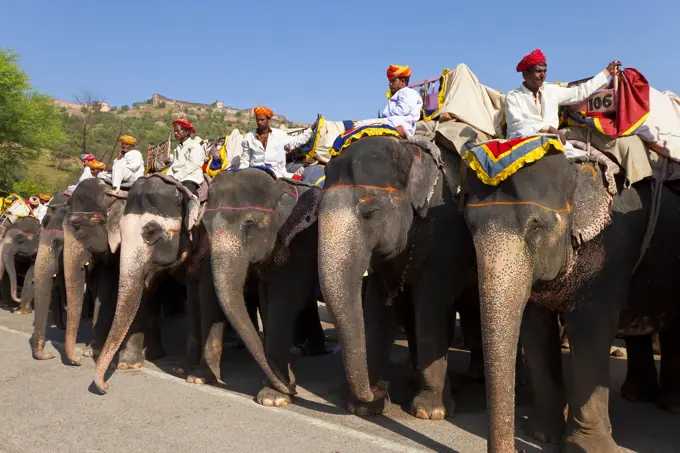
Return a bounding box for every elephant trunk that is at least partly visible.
[2,246,21,303]
[211,232,293,395]
[92,244,146,394]
[474,232,532,453]
[63,228,91,365]
[32,240,59,360]
[318,207,375,403]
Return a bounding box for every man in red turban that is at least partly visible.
[165,119,204,195]
[505,49,621,157]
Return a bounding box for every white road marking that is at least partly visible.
[0,324,427,453]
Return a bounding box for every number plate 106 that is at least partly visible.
[586,89,615,114]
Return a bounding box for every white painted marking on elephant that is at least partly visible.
[0,324,427,453]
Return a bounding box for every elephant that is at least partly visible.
[0,216,41,311]
[318,136,477,420]
[30,191,72,360]
[91,175,203,393]
[463,151,680,453]
[62,178,130,366]
[202,168,326,406]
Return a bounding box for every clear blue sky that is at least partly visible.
[2,0,677,124]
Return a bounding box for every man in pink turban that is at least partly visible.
[505,49,621,157]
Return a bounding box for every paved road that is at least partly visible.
[0,307,677,453]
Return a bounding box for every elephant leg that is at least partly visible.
[256,264,315,407]
[1,274,13,309]
[519,303,566,444]
[85,267,114,359]
[345,272,396,416]
[402,299,418,371]
[13,265,34,314]
[562,304,619,453]
[621,334,659,403]
[297,298,328,357]
[144,297,165,361]
[456,286,484,382]
[658,325,680,413]
[410,278,453,421]
[177,278,202,377]
[113,296,146,370]
[188,266,224,385]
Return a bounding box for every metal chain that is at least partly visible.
[385,217,422,306]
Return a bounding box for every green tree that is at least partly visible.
[12,178,52,198]
[0,48,65,193]
[121,104,130,112]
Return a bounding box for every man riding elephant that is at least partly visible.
[505,48,621,158]
[166,119,205,196]
[99,135,145,191]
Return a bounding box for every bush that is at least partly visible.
[158,101,166,108]
[12,178,52,198]
[121,105,130,112]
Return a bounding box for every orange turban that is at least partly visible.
[119,135,137,146]
[386,65,412,80]
[87,160,106,170]
[39,193,51,202]
[254,106,274,118]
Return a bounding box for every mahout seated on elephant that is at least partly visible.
[463,146,680,453]
[318,135,480,420]
[0,216,41,312]
[201,167,328,406]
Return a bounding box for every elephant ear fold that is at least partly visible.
[571,163,613,246]
[273,180,299,230]
[278,186,321,248]
[407,148,439,219]
[106,199,125,254]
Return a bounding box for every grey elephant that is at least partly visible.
[463,151,680,453]
[61,178,135,366]
[30,191,71,359]
[318,136,478,420]
[0,216,41,311]
[91,175,205,393]
[201,168,326,406]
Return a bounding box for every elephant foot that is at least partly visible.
[524,410,565,444]
[658,391,680,413]
[621,377,659,403]
[111,350,144,370]
[82,345,101,359]
[186,365,218,385]
[257,386,293,407]
[563,429,618,453]
[409,390,454,421]
[32,348,55,361]
[301,340,331,357]
[110,360,143,370]
[12,304,32,315]
[347,396,386,416]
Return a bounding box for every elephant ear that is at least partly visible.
[571,163,613,246]
[106,199,125,254]
[273,179,300,231]
[278,185,321,248]
[407,147,440,218]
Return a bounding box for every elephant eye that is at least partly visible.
[142,222,164,245]
[242,219,258,231]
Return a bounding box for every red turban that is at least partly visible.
[386,65,412,80]
[516,49,547,72]
[254,106,274,118]
[172,119,196,133]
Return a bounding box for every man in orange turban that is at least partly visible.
[165,119,204,195]
[354,64,422,138]
[240,105,318,177]
[35,193,52,222]
[100,134,144,190]
[505,49,621,158]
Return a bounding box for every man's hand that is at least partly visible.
[545,126,566,144]
[117,151,123,160]
[605,60,622,77]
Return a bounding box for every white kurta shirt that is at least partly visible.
[113,149,145,180]
[240,127,314,178]
[382,87,423,136]
[167,136,206,185]
[505,71,610,138]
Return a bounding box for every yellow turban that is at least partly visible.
[87,160,106,170]
[254,106,274,118]
[386,65,412,80]
[39,193,51,202]
[119,135,137,146]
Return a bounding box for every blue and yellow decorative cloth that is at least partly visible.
[331,123,401,157]
[462,135,564,186]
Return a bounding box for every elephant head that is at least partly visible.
[463,152,611,452]
[31,192,71,360]
[93,176,199,393]
[317,136,441,404]
[0,217,41,304]
[62,179,126,365]
[201,168,313,395]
